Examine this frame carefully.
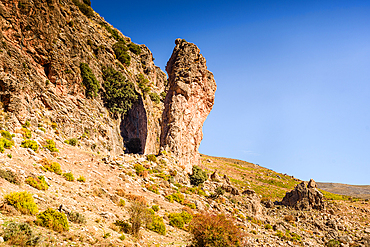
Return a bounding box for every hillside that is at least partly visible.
[0,0,369,246]
[0,132,370,246]
[317,182,370,200]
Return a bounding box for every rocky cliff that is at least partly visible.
[161,38,216,173]
[0,0,215,167]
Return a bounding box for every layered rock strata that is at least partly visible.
[161,39,217,173]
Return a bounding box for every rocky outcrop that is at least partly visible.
[0,0,166,155]
[161,39,216,173]
[281,179,325,210]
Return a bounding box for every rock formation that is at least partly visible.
[281,179,325,210]
[161,39,217,173]
[0,0,166,155]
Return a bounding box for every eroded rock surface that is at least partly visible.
[281,179,325,210]
[161,39,216,173]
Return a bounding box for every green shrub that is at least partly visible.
[113,41,131,66]
[72,0,94,17]
[0,130,14,140]
[165,195,174,203]
[171,192,184,204]
[149,92,160,104]
[114,220,131,233]
[51,122,57,129]
[0,137,13,153]
[99,22,125,42]
[189,213,242,247]
[326,239,341,247]
[147,154,157,162]
[118,198,125,207]
[35,208,69,232]
[152,205,159,212]
[265,224,272,230]
[44,139,59,152]
[39,127,46,132]
[82,0,91,6]
[128,43,141,55]
[147,215,166,235]
[80,63,100,98]
[146,184,159,194]
[101,66,138,116]
[77,175,86,182]
[134,163,145,176]
[26,176,49,190]
[21,127,32,139]
[68,211,86,224]
[63,172,74,181]
[168,210,193,229]
[189,165,208,186]
[23,120,31,128]
[65,138,78,146]
[169,214,184,229]
[40,159,62,175]
[2,222,40,246]
[4,191,38,215]
[21,140,39,152]
[0,169,21,185]
[137,74,151,94]
[160,91,167,101]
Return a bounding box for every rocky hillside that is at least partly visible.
[0,1,370,247]
[0,134,369,246]
[0,0,215,167]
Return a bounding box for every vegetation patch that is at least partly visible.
[68,211,86,224]
[35,208,69,232]
[64,138,78,146]
[2,222,40,246]
[72,0,94,18]
[189,213,242,247]
[0,169,21,185]
[44,139,59,152]
[40,159,62,175]
[147,214,166,235]
[4,191,38,215]
[113,41,131,67]
[137,74,151,94]
[189,165,208,186]
[21,140,39,152]
[63,172,74,181]
[168,210,193,229]
[80,63,100,98]
[101,66,137,116]
[99,22,125,42]
[26,176,49,190]
[128,43,141,55]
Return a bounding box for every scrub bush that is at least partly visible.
[4,191,38,215]
[35,208,69,232]
[189,165,207,186]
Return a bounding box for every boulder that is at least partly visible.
[281,179,325,210]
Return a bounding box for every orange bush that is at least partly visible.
[189,213,243,247]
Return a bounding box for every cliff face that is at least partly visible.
[0,0,216,172]
[161,39,217,173]
[0,0,166,155]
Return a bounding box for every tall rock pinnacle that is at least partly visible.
[161,39,217,173]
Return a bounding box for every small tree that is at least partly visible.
[128,201,151,237]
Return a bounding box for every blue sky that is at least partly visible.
[92,0,370,185]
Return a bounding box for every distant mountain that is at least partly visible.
[317,182,370,199]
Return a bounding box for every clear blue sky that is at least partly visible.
[92,0,370,185]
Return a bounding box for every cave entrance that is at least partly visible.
[120,97,147,154]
